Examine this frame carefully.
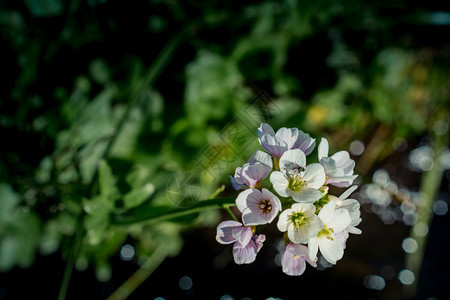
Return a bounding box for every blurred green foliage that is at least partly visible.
[0,0,449,296]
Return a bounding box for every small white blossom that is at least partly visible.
[318,138,357,187]
[308,201,351,264]
[277,203,323,243]
[270,149,326,203]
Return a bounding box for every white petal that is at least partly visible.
[270,171,290,197]
[279,149,306,172]
[321,157,345,177]
[318,201,338,224]
[277,209,293,232]
[339,185,358,200]
[328,208,351,232]
[308,237,319,261]
[331,151,355,176]
[292,187,323,203]
[291,202,315,214]
[303,163,326,189]
[348,226,362,235]
[318,237,344,265]
[318,137,329,161]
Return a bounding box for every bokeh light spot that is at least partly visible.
[350,140,365,156]
[364,275,385,290]
[402,237,418,253]
[399,269,415,285]
[179,276,193,291]
[119,244,135,261]
[433,200,448,216]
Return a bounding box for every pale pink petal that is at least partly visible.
[233,239,258,265]
[242,209,267,226]
[257,123,275,138]
[248,150,273,168]
[260,134,288,157]
[293,130,316,155]
[253,234,266,252]
[276,127,298,149]
[235,189,257,213]
[242,163,271,187]
[216,220,242,244]
[231,226,253,248]
[281,247,307,276]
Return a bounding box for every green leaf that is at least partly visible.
[98,160,119,201]
[123,185,155,209]
[0,183,19,222]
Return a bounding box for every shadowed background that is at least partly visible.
[0,0,449,299]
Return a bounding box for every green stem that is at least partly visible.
[223,205,239,222]
[57,32,185,300]
[111,197,236,225]
[106,246,168,300]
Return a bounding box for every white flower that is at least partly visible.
[270,149,326,203]
[277,203,323,244]
[257,123,316,158]
[308,201,351,264]
[318,138,357,187]
[332,185,362,235]
[236,188,282,226]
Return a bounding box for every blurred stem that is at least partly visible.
[57,32,185,300]
[209,184,225,199]
[404,112,448,298]
[106,246,167,300]
[57,218,83,300]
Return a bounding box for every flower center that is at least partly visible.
[317,225,334,240]
[289,211,308,229]
[258,200,272,213]
[288,175,306,192]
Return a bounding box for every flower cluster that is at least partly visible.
[216,123,362,276]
